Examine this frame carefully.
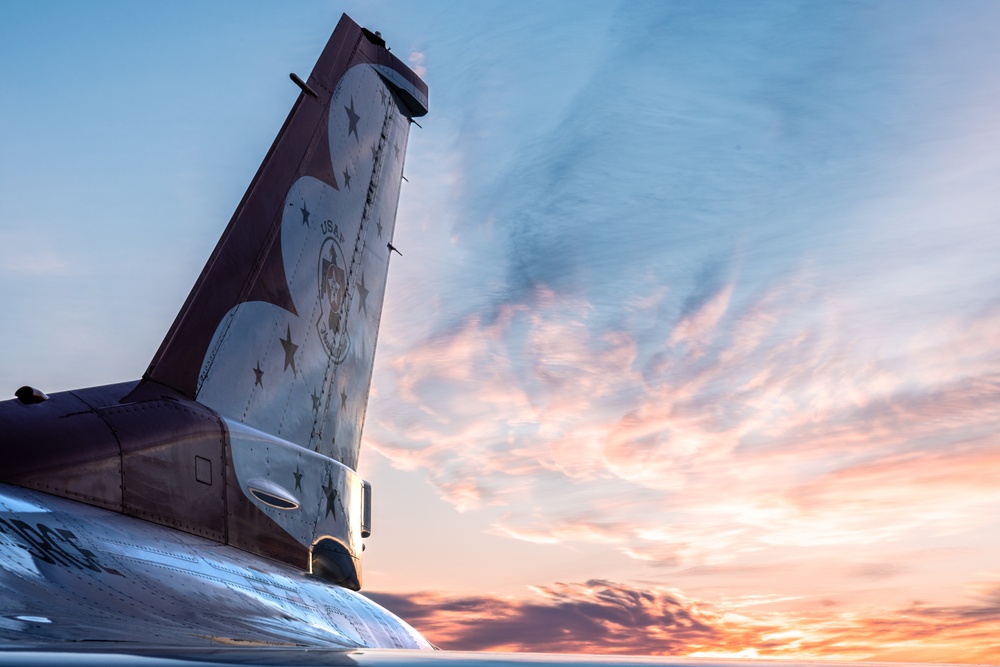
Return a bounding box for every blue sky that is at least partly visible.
[4,1,1000,659]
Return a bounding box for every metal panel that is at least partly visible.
[101,400,227,542]
[0,389,122,511]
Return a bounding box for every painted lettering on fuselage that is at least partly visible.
[0,518,120,575]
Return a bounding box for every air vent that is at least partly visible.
[246,478,299,511]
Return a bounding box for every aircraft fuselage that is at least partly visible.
[0,483,429,649]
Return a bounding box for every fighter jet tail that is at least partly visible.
[145,15,427,470]
[0,14,427,590]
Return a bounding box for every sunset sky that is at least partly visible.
[3,1,1000,662]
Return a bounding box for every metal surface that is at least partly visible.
[0,13,429,589]
[143,13,427,416]
[0,484,429,651]
[195,60,412,472]
[0,12,432,658]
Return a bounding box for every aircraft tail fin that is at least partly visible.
[2,14,425,590]
[140,15,427,471]
[126,15,427,586]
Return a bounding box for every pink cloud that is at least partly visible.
[367,273,1000,580]
[408,51,427,78]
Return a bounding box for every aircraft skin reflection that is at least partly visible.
[0,484,429,649]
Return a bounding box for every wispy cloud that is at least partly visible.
[364,0,1000,655]
[372,270,1000,562]
[0,231,73,276]
[408,51,427,78]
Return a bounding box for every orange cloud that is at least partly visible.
[366,579,1000,663]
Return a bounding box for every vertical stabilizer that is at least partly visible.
[1,14,426,590]
[121,15,430,587]
[142,16,427,472]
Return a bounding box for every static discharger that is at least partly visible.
[289,72,319,99]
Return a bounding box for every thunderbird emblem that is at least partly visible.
[317,235,350,363]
